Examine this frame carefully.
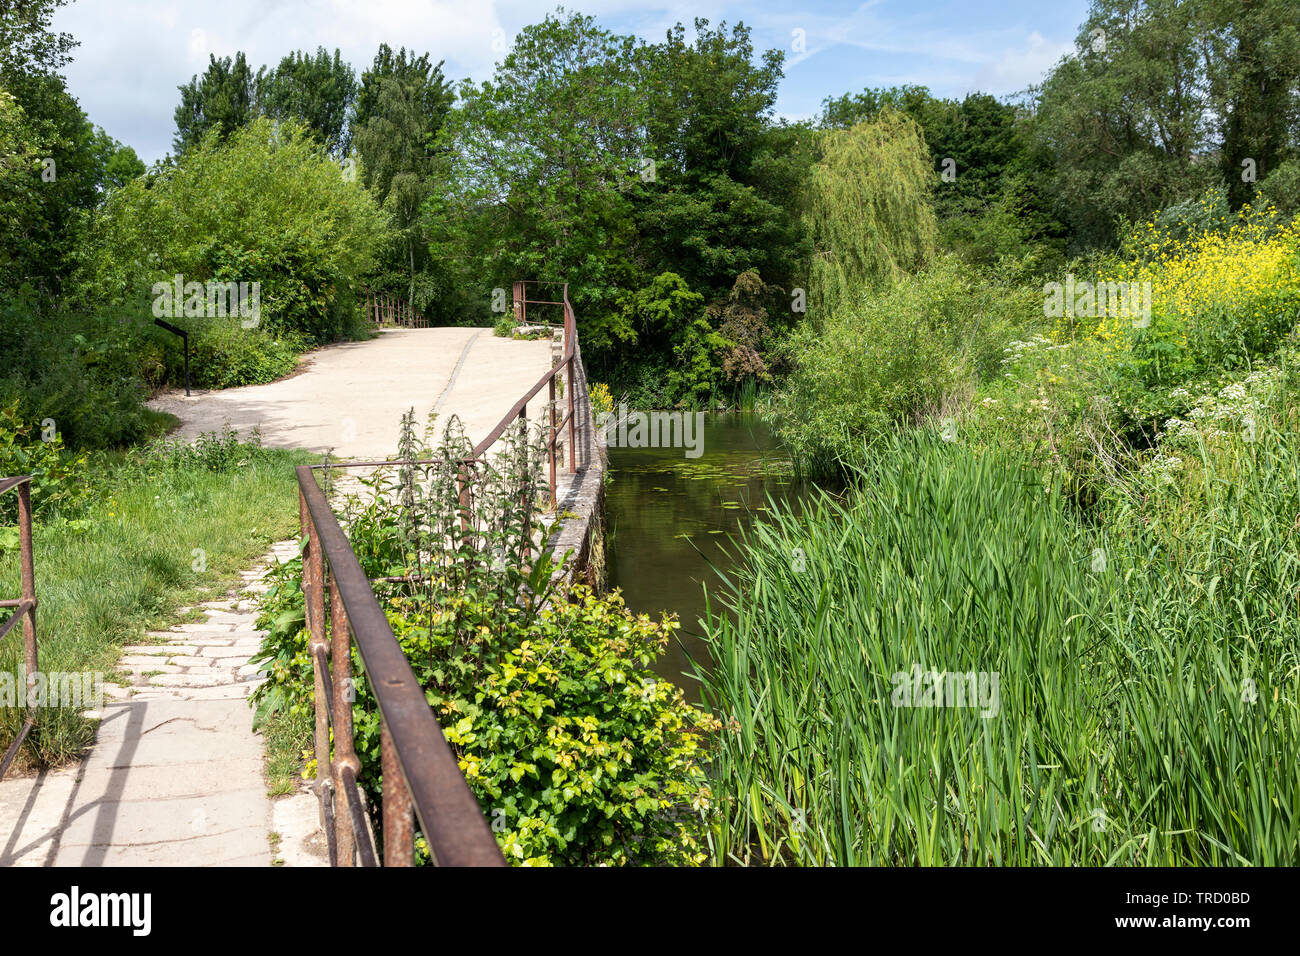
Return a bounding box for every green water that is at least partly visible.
[605,413,813,701]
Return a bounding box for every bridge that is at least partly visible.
[0,285,606,866]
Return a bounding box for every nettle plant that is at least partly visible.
[254,410,715,866]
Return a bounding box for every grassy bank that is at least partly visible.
[0,434,315,770]
[702,396,1300,864]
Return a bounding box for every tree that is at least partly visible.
[821,85,1065,269]
[1031,0,1300,248]
[352,45,453,310]
[0,0,75,81]
[94,129,144,190]
[804,110,939,319]
[0,0,111,294]
[79,118,391,343]
[257,48,356,157]
[0,88,46,287]
[173,52,257,156]
[1203,0,1300,208]
[445,12,645,335]
[635,20,811,307]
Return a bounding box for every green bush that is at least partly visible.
[76,117,391,346]
[251,413,713,865]
[0,296,163,449]
[770,256,1036,474]
[492,313,515,337]
[180,323,303,389]
[0,401,89,526]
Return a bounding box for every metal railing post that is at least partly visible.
[330,575,358,866]
[518,408,531,559]
[301,489,334,858]
[548,378,557,506]
[17,481,36,699]
[381,724,415,866]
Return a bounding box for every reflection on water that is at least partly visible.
[605,413,813,701]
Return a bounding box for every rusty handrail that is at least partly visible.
[471,284,581,504]
[0,475,38,782]
[297,465,506,866]
[364,290,428,329]
[296,281,593,867]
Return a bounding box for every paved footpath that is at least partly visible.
[0,541,325,867]
[1,328,554,866]
[147,327,555,458]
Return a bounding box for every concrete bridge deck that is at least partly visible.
[146,327,556,459]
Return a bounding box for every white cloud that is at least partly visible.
[970,31,1074,94]
[53,0,510,163]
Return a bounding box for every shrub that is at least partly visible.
[492,313,515,337]
[770,256,1036,474]
[251,413,713,865]
[180,323,303,390]
[587,381,614,416]
[76,117,391,346]
[0,295,161,449]
[0,400,90,526]
[1099,205,1300,409]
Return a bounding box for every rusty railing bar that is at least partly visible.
[381,722,415,866]
[311,643,334,720]
[301,490,333,837]
[297,465,505,867]
[329,573,358,867]
[470,323,576,461]
[0,599,33,643]
[546,409,575,448]
[338,763,380,867]
[1,476,37,786]
[0,717,35,780]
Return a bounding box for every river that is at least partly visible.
[604,412,814,702]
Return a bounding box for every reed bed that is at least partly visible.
[701,426,1300,865]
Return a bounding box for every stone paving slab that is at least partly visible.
[0,539,325,867]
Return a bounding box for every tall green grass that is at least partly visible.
[0,440,315,768]
[701,428,1300,865]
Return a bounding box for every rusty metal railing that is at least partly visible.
[0,476,38,782]
[299,281,593,866]
[297,469,505,866]
[473,283,580,503]
[365,290,429,329]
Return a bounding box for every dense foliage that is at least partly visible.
[251,415,714,866]
[705,419,1300,865]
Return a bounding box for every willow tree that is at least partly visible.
[805,109,938,319]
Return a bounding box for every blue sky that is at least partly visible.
[52,0,1092,165]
